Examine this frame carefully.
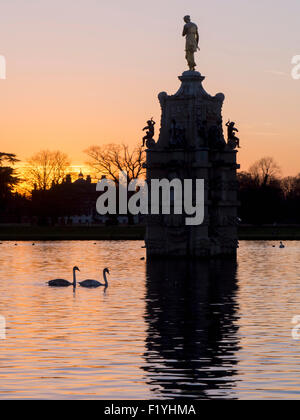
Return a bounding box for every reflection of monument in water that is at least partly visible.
[143,260,240,399]
[145,16,240,258]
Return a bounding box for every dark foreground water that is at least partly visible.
[0,240,300,400]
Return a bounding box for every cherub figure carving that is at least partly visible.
[142,118,156,148]
[226,120,241,149]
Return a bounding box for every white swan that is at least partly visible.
[48,266,80,288]
[79,268,110,289]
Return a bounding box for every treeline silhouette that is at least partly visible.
[0,152,30,222]
[0,146,145,225]
[1,151,300,225]
[238,157,300,224]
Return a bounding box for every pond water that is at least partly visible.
[0,240,300,400]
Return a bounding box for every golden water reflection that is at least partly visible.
[0,241,300,399]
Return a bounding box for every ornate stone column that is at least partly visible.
[145,71,240,258]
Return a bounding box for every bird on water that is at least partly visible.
[47,266,80,288]
[79,268,110,289]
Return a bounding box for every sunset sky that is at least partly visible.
[0,0,299,176]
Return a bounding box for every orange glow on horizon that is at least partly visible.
[0,1,299,177]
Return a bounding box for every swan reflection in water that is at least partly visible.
[143,259,240,400]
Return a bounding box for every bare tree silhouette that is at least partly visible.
[249,157,281,187]
[85,143,145,184]
[25,150,71,191]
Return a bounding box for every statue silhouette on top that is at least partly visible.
[182,15,200,71]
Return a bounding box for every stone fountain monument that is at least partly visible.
[145,16,240,258]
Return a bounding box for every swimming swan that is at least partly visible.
[48,266,80,287]
[79,268,110,289]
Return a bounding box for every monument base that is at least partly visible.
[145,71,240,259]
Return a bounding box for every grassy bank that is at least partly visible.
[238,225,300,240]
[1,225,300,241]
[0,225,145,241]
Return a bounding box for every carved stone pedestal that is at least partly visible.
[145,71,240,259]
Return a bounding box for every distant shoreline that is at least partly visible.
[0,225,145,241]
[1,225,300,241]
[238,226,300,241]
